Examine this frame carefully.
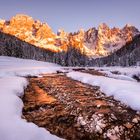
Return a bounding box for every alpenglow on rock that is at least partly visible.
[0,14,139,57]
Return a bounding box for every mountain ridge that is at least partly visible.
[0,14,140,66]
[0,14,139,57]
[90,34,140,66]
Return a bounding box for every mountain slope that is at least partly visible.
[0,14,139,57]
[0,31,88,66]
[73,23,139,56]
[0,14,140,66]
[90,35,140,66]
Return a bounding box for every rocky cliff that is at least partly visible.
[84,23,139,56]
[90,35,140,66]
[0,14,139,57]
[0,14,140,66]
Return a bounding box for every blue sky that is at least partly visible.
[0,0,139,32]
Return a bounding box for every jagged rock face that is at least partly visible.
[0,14,139,57]
[66,23,139,57]
[0,19,5,30]
[0,14,60,52]
[90,35,140,67]
[84,27,98,48]
[84,23,140,56]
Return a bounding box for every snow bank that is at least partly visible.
[94,66,140,78]
[67,71,140,111]
[0,56,62,140]
[102,70,136,82]
[0,56,61,77]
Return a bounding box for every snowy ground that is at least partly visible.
[0,56,62,140]
[63,66,140,81]
[1,56,140,140]
[0,56,62,77]
[94,66,140,80]
[67,71,140,111]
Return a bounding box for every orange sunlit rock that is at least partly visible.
[0,14,138,56]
